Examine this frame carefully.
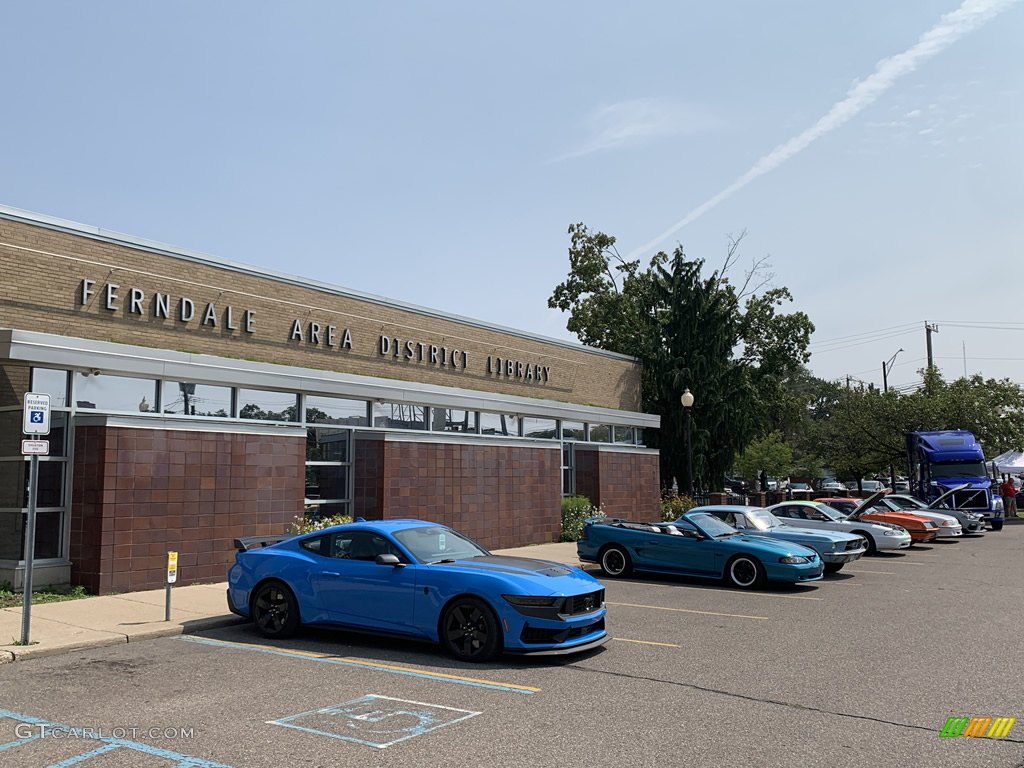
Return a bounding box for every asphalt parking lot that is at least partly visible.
[1,525,1023,767]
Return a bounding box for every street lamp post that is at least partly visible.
[681,389,695,497]
[882,348,903,488]
[881,348,904,393]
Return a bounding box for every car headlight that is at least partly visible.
[502,595,558,607]
[942,521,957,527]
[883,529,902,536]
[780,555,810,564]
[993,498,1004,511]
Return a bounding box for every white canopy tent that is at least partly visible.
[990,450,1024,475]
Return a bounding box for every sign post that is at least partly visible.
[20,393,50,646]
[165,551,178,621]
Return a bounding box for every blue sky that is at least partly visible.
[2,1,1022,394]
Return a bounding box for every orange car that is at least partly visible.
[818,494,939,544]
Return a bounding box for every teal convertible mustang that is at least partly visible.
[577,511,824,588]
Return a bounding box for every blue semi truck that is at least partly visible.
[905,430,1002,521]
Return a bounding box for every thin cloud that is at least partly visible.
[554,98,718,162]
[626,0,1020,260]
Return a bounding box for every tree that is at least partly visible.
[549,224,814,491]
[734,432,793,487]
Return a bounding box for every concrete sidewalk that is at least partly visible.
[0,541,583,663]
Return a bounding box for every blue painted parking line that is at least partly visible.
[179,636,539,695]
[0,709,233,768]
[269,695,480,749]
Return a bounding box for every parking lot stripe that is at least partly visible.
[179,637,540,694]
[612,638,681,648]
[846,569,897,575]
[607,602,768,620]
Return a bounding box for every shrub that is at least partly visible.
[660,490,696,522]
[560,495,602,542]
[290,512,353,534]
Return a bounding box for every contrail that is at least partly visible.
[626,0,1020,260]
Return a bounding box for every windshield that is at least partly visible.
[689,513,737,538]
[929,461,986,478]
[392,525,489,564]
[746,509,783,531]
[810,504,844,521]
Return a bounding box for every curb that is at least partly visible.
[0,615,243,662]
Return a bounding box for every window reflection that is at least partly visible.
[305,395,369,426]
[372,402,427,430]
[480,413,519,437]
[614,426,635,444]
[238,389,298,421]
[74,372,158,412]
[431,409,477,433]
[161,382,232,417]
[523,417,557,439]
[305,465,349,502]
[31,368,70,408]
[561,421,586,441]
[307,428,351,462]
[589,424,612,443]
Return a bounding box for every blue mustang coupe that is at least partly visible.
[227,519,608,662]
[577,511,824,588]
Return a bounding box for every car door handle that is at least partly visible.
[321,571,341,577]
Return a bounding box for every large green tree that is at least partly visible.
[549,224,814,491]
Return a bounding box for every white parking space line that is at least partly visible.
[612,638,682,648]
[607,601,769,621]
[845,570,897,575]
[604,581,822,601]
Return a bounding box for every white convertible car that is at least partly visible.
[765,500,912,555]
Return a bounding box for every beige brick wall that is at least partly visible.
[0,218,642,412]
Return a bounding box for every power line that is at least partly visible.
[810,328,920,354]
[809,322,920,346]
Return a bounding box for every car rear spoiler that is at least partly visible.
[233,534,294,552]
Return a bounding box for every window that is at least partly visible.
[306,428,352,520]
[305,395,369,427]
[161,382,231,417]
[561,421,586,441]
[523,417,557,439]
[589,424,612,443]
[326,531,402,561]
[479,412,519,437]
[237,389,298,421]
[373,402,427,430]
[431,409,477,433]
[30,368,70,408]
[561,443,575,496]
[613,426,635,445]
[74,372,158,412]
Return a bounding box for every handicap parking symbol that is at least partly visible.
[268,695,481,749]
[29,411,44,423]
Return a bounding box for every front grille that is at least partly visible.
[950,489,988,510]
[845,539,863,551]
[521,618,605,645]
[565,589,605,616]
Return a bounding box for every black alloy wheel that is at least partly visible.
[251,581,300,639]
[441,598,501,662]
[599,545,632,578]
[725,555,765,589]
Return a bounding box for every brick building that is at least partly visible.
[0,205,659,594]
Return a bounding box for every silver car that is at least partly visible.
[884,488,986,535]
[766,500,913,555]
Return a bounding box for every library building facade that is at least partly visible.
[0,206,660,594]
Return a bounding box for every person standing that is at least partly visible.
[999,475,1017,517]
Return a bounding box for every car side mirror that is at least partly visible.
[375,553,404,567]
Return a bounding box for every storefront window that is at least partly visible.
[74,372,158,413]
[307,428,351,462]
[480,412,519,437]
[31,368,70,408]
[523,417,557,439]
[305,395,369,426]
[373,402,427,430]
[161,382,232,417]
[237,389,298,421]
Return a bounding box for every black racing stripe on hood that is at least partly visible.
[440,556,574,576]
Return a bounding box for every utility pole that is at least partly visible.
[925,322,938,371]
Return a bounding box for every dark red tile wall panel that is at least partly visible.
[71,425,304,594]
[573,446,660,519]
[354,434,384,520]
[380,441,562,550]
